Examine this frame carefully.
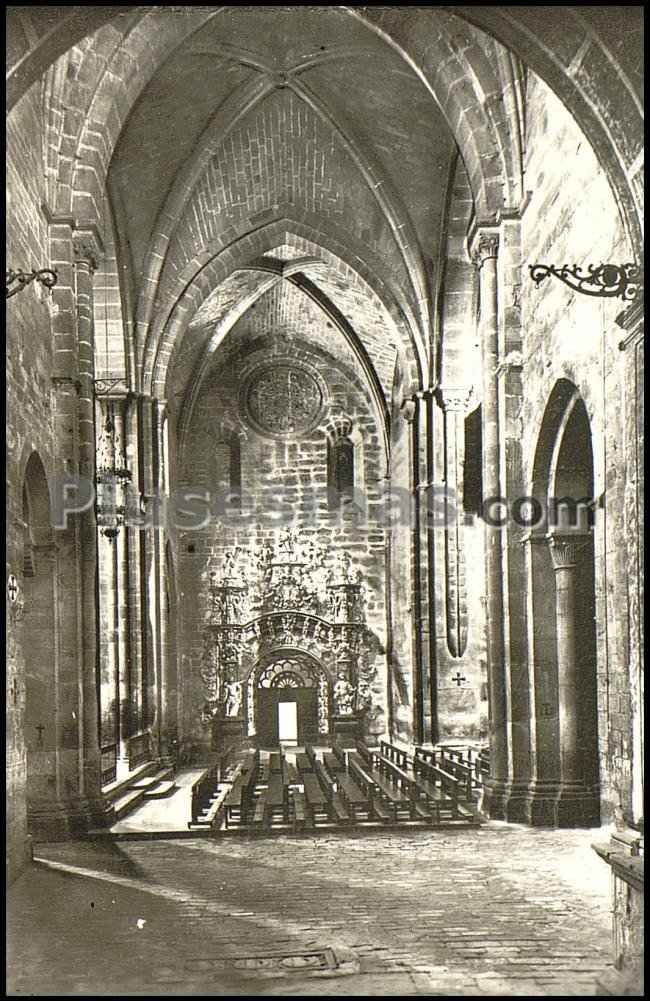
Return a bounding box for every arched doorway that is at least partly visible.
[250,653,331,748]
[22,453,58,834]
[528,381,600,826]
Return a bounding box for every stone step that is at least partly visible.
[113,788,145,820]
[143,779,176,799]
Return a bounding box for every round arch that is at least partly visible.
[527,381,600,826]
[21,452,59,833]
[246,647,332,746]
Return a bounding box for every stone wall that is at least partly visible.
[6,84,57,881]
[521,74,634,820]
[174,282,390,753]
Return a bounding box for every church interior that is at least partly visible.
[6,6,643,996]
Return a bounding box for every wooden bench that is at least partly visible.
[269,752,284,776]
[380,740,410,772]
[250,787,269,828]
[438,750,474,800]
[291,789,310,831]
[190,761,220,824]
[323,751,345,775]
[296,752,313,773]
[347,754,392,823]
[337,773,370,821]
[302,774,328,825]
[284,761,299,785]
[413,752,478,822]
[304,745,317,770]
[223,771,247,828]
[376,741,445,822]
[370,753,421,820]
[313,761,350,825]
[265,773,287,824]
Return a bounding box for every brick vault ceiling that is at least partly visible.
[110,6,455,282]
[108,6,458,402]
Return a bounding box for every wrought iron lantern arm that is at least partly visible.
[6,268,58,298]
[529,262,642,302]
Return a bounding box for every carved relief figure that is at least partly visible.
[224,680,242,717]
[334,673,356,715]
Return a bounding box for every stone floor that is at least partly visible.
[8,823,614,996]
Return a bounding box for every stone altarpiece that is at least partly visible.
[201,529,377,746]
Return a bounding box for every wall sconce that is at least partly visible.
[529,263,641,301]
[6,268,58,298]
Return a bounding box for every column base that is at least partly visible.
[483,778,600,827]
[526,780,600,827]
[28,794,114,841]
[482,779,533,822]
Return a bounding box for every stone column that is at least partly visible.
[124,394,144,732]
[616,297,643,825]
[70,228,104,820]
[470,230,508,801]
[546,531,598,825]
[438,387,471,659]
[546,532,590,782]
[415,387,439,744]
[154,398,171,754]
[139,396,159,745]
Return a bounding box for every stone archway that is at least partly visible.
[526,381,600,826]
[21,453,59,838]
[247,650,332,748]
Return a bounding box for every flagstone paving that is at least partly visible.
[7,823,614,996]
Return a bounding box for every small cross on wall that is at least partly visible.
[7,574,19,603]
[451,671,467,687]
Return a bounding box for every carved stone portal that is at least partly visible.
[202,529,376,739]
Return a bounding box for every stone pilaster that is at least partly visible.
[617,297,644,826]
[438,387,471,659]
[470,230,508,810]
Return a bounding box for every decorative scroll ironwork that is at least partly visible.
[94,378,130,396]
[529,263,641,302]
[6,268,58,298]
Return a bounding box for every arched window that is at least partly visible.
[215,432,242,513]
[327,424,359,508]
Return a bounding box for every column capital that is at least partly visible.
[546,532,591,570]
[73,223,104,271]
[469,230,499,267]
[438,386,472,413]
[400,398,417,422]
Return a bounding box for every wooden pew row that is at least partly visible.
[372,744,435,822]
[378,740,480,823]
[190,758,223,825]
[222,753,261,829]
[347,753,392,823]
[302,772,329,826]
[413,752,480,823]
[313,760,350,824]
